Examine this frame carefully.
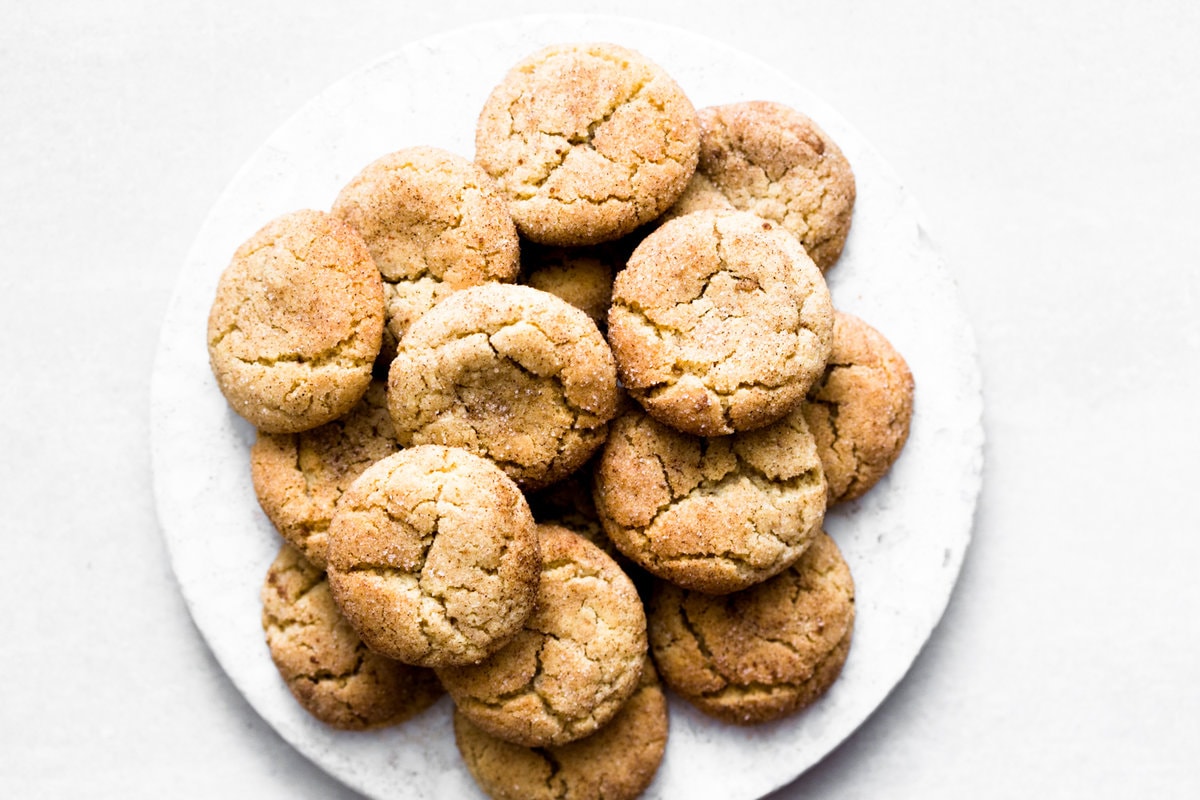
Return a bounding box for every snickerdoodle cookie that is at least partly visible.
[593,406,827,595]
[696,101,856,271]
[387,284,619,490]
[475,42,699,246]
[207,209,384,433]
[607,210,833,437]
[326,445,540,668]
[261,543,442,730]
[454,656,667,800]
[332,147,520,364]
[647,529,854,724]
[801,311,914,504]
[250,380,398,570]
[437,525,646,747]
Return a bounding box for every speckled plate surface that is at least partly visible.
[151,15,983,800]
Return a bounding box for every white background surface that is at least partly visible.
[1,1,1197,797]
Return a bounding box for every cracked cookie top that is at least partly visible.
[475,42,699,246]
[206,209,384,433]
[593,406,827,595]
[250,380,398,570]
[261,543,443,730]
[647,529,854,725]
[331,147,520,365]
[437,524,647,747]
[387,283,619,490]
[801,311,914,504]
[453,656,667,800]
[696,101,856,271]
[326,445,540,668]
[608,210,834,437]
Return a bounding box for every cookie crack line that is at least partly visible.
[675,599,723,686]
[342,562,416,578]
[563,50,695,162]
[733,455,823,490]
[759,630,826,666]
[533,425,578,487]
[401,308,599,404]
[620,284,823,344]
[456,644,580,731]
[633,446,682,536]
[263,612,316,637]
[482,323,602,419]
[653,546,788,573]
[697,625,853,698]
[532,746,566,800]
[294,649,367,686]
[226,328,372,370]
[399,325,611,475]
[230,352,364,374]
[613,300,815,399]
[213,305,377,377]
[288,436,319,500]
[570,78,646,150]
[696,680,803,700]
[459,626,616,716]
[410,482,456,633]
[625,466,821,565]
[806,395,867,496]
[504,73,651,197]
[843,440,865,498]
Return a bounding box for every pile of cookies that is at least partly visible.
[208,41,914,800]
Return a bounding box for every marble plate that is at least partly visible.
[151,15,983,800]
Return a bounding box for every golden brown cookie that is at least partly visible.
[593,406,827,595]
[250,380,398,570]
[475,42,699,246]
[387,284,619,490]
[261,543,442,730]
[696,101,856,271]
[437,525,647,747]
[331,147,520,365]
[522,242,622,330]
[207,209,384,433]
[326,445,540,668]
[802,311,915,504]
[647,530,854,724]
[454,656,667,800]
[608,210,834,437]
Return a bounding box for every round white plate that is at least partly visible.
[152,15,983,800]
